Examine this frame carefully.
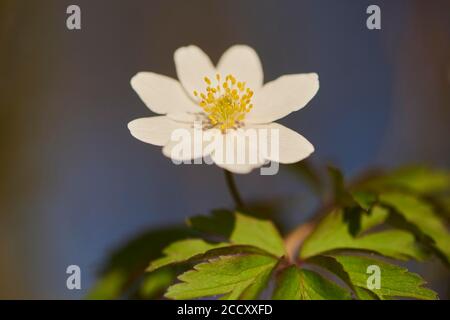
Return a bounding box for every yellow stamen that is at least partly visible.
[193,73,254,133]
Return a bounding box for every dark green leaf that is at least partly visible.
[285,160,324,195]
[351,191,377,212]
[87,226,191,299]
[139,267,176,299]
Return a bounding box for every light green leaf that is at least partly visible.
[361,166,450,195]
[380,192,450,260]
[332,255,437,300]
[189,211,285,257]
[230,212,285,257]
[300,206,425,260]
[165,254,278,300]
[273,266,351,300]
[148,239,228,272]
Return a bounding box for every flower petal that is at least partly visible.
[162,126,214,162]
[246,73,319,124]
[259,122,314,163]
[131,72,198,115]
[217,45,264,91]
[212,161,262,174]
[174,45,216,100]
[210,128,265,174]
[128,116,190,147]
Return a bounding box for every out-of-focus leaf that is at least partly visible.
[328,166,355,207]
[189,211,285,257]
[187,210,235,239]
[273,266,351,300]
[299,206,425,261]
[430,194,450,219]
[379,192,450,261]
[360,166,450,195]
[328,167,375,212]
[285,160,324,195]
[165,254,278,300]
[331,255,438,300]
[86,270,127,300]
[148,239,228,272]
[351,191,377,212]
[86,226,191,299]
[139,267,176,299]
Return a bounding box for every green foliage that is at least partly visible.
[148,239,228,272]
[86,227,191,299]
[188,211,285,257]
[88,165,449,300]
[331,255,437,300]
[359,166,450,195]
[379,192,450,261]
[308,254,436,300]
[273,266,351,300]
[166,254,278,300]
[299,206,425,260]
[139,267,176,298]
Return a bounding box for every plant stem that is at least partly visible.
[224,170,244,209]
[284,222,316,263]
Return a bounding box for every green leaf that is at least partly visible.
[87,226,191,299]
[328,166,355,207]
[165,254,278,300]
[139,267,176,299]
[360,166,450,195]
[148,239,228,272]
[273,266,351,300]
[189,211,285,257]
[380,192,450,260]
[308,255,380,300]
[328,167,375,212]
[331,255,438,300]
[231,213,285,257]
[351,191,377,212]
[187,210,235,239]
[300,206,425,260]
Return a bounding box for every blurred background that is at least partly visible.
[0,0,449,299]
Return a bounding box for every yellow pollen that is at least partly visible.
[194,73,254,132]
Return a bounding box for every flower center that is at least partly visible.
[193,74,253,132]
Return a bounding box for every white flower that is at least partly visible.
[128,45,319,174]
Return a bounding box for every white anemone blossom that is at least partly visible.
[128,45,319,174]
